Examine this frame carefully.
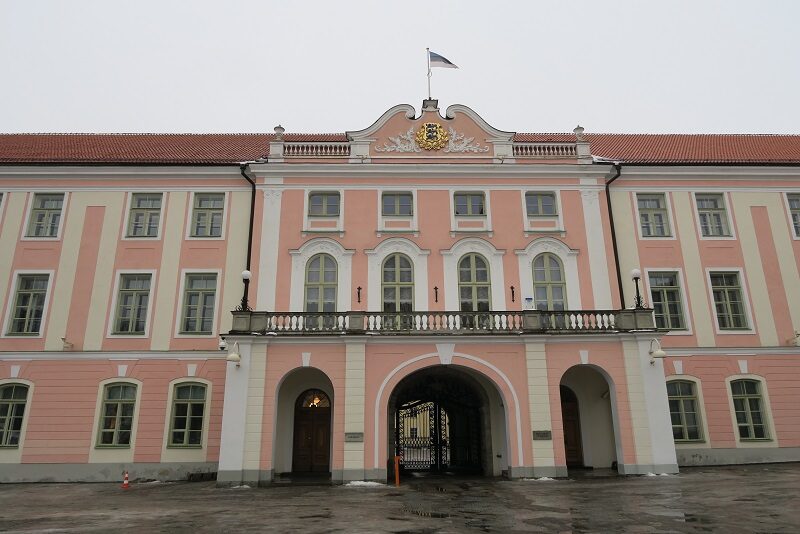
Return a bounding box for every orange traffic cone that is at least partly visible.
[121,470,130,490]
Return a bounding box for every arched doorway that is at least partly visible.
[560,365,619,472]
[292,389,331,473]
[387,366,507,477]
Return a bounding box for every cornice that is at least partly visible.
[249,163,610,179]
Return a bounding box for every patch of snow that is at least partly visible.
[345,481,385,487]
[139,480,162,485]
[522,477,555,481]
[658,473,671,477]
[231,484,251,489]
[645,472,657,477]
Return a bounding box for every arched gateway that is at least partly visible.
[387,366,508,477]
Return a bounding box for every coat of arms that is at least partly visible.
[415,122,448,150]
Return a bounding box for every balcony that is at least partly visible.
[228,309,656,336]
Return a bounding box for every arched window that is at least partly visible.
[532,253,566,311]
[666,380,702,441]
[458,253,490,312]
[382,253,413,313]
[730,379,769,440]
[97,382,137,447]
[304,254,337,313]
[169,382,207,448]
[0,383,29,447]
[297,389,331,409]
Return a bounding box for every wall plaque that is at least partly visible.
[344,432,364,443]
[532,430,552,441]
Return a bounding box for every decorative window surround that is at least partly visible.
[644,268,693,335]
[377,190,418,235]
[174,269,222,338]
[186,191,228,240]
[365,238,430,311]
[0,379,34,463]
[106,270,157,339]
[634,192,675,240]
[289,238,354,312]
[724,375,777,449]
[450,190,492,235]
[161,377,212,463]
[89,377,143,464]
[515,238,579,310]
[21,192,69,241]
[2,270,55,339]
[705,268,755,335]
[522,190,564,234]
[664,375,711,449]
[125,193,163,239]
[693,192,736,240]
[785,193,800,239]
[303,189,345,235]
[441,238,505,310]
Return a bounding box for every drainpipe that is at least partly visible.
[604,163,625,309]
[238,163,256,311]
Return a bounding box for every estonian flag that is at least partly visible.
[428,51,458,69]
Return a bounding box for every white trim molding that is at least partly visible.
[364,237,430,311]
[441,237,506,310]
[289,238,355,312]
[515,237,580,310]
[1,269,56,339]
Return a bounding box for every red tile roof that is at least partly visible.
[1,132,799,165]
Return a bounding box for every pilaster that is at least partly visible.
[342,341,366,481]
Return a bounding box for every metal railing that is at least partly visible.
[229,309,655,336]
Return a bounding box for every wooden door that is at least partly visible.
[560,385,584,467]
[292,391,331,473]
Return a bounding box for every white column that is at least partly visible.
[525,341,563,477]
[342,341,366,481]
[581,189,613,308]
[257,189,282,310]
[217,339,252,485]
[242,343,267,483]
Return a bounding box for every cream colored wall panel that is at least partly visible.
[525,342,555,465]
[767,203,800,331]
[0,193,25,316]
[44,196,86,350]
[151,192,186,350]
[221,192,249,333]
[83,194,124,350]
[673,192,715,346]
[242,344,266,471]
[731,193,777,345]
[610,191,640,307]
[622,340,653,465]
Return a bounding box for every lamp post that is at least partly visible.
[238,270,252,311]
[630,268,645,309]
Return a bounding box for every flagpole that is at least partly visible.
[426,47,431,99]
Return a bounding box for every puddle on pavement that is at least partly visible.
[403,507,452,518]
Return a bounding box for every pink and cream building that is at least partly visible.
[1,100,799,484]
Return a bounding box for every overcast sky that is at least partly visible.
[1,0,798,135]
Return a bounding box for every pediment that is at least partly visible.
[346,100,515,160]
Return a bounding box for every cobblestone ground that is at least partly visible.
[0,464,798,533]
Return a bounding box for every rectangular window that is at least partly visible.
[731,380,769,440]
[454,192,485,216]
[308,192,340,217]
[8,274,49,335]
[0,384,29,447]
[525,192,557,216]
[710,272,748,330]
[26,193,64,237]
[113,274,151,335]
[638,193,671,237]
[667,381,702,441]
[127,193,162,237]
[788,193,800,237]
[696,193,730,237]
[169,383,206,447]
[382,192,413,216]
[97,383,137,447]
[649,272,686,330]
[180,274,217,334]
[191,193,224,237]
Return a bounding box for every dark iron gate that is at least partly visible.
[394,374,482,473]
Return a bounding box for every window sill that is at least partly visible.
[95,445,131,450]
[167,445,203,450]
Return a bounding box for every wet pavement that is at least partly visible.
[1,464,798,533]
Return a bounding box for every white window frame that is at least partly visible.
[634,191,675,240]
[160,377,212,463]
[20,192,69,241]
[174,269,222,338]
[0,378,34,463]
[365,238,430,311]
[644,268,693,335]
[664,375,711,449]
[123,192,164,240]
[186,191,228,240]
[724,374,778,449]
[521,189,564,233]
[377,189,418,233]
[450,190,492,234]
[705,268,755,335]
[693,192,736,240]
[784,192,800,240]
[106,269,157,339]
[1,270,55,339]
[516,237,580,310]
[89,377,143,464]
[441,237,506,310]
[289,238,354,312]
[303,189,344,234]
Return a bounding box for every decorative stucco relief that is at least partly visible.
[443,127,490,153]
[374,128,421,153]
[375,126,490,153]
